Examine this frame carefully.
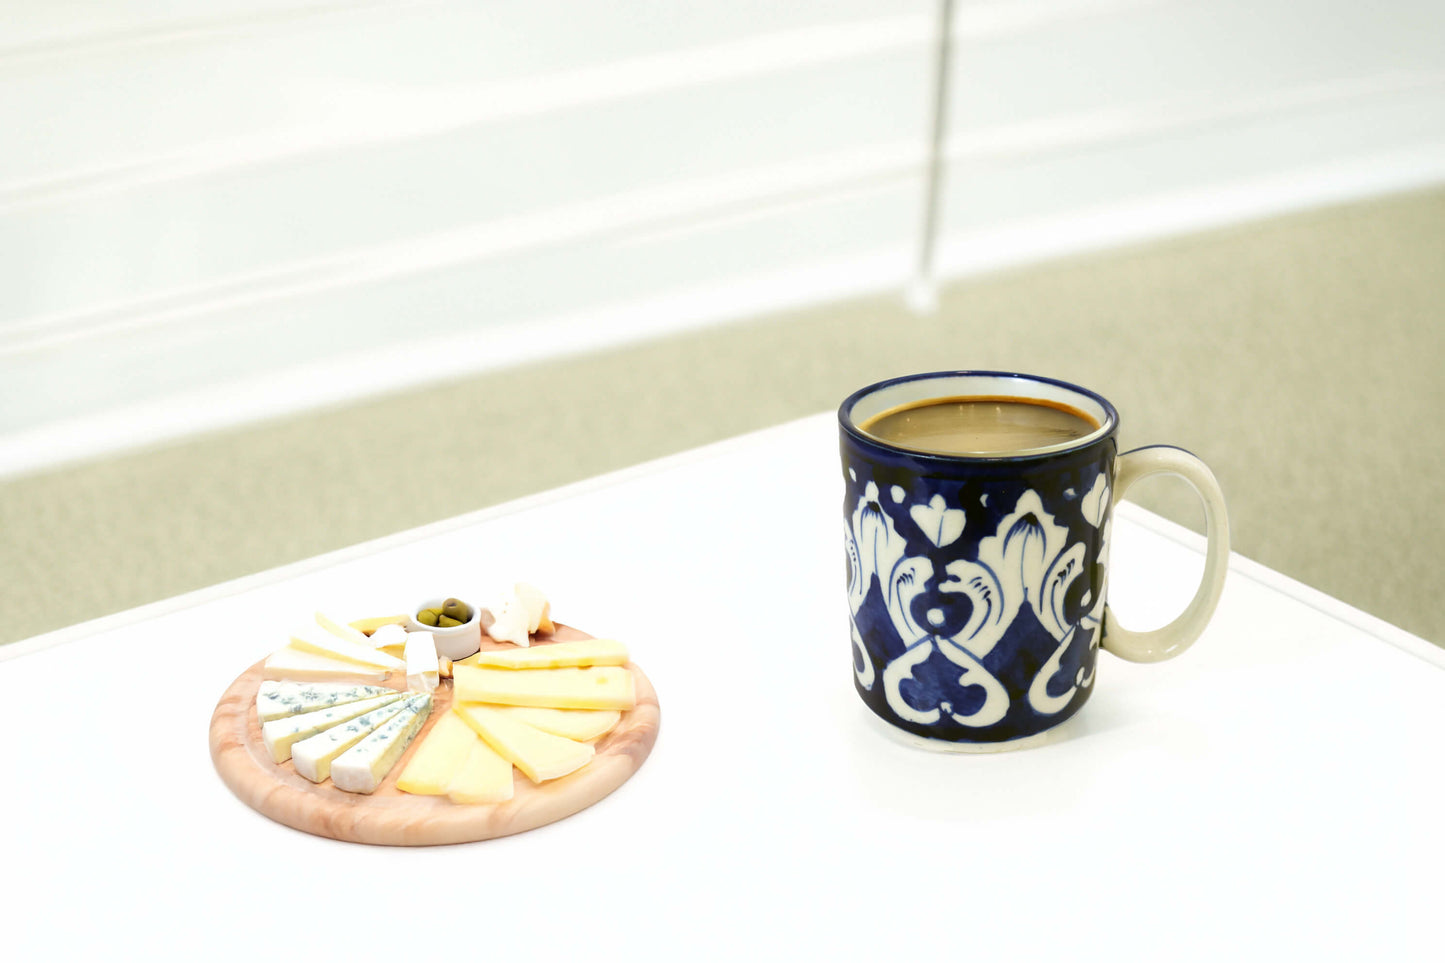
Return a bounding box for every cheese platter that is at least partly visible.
[209,587,660,847]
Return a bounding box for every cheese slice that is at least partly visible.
[315,611,373,647]
[368,623,409,657]
[331,695,432,794]
[288,624,403,671]
[404,631,439,694]
[488,704,621,742]
[260,692,406,763]
[255,681,396,722]
[263,645,389,683]
[292,699,411,783]
[454,704,594,784]
[485,593,532,647]
[452,664,636,710]
[459,638,628,670]
[396,711,479,796]
[348,614,409,636]
[514,582,554,634]
[447,737,515,805]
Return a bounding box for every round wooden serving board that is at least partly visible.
[210,625,659,846]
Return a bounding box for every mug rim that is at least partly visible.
[838,370,1120,462]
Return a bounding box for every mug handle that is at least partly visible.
[1102,445,1230,663]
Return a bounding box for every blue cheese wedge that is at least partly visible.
[330,694,433,794]
[255,681,397,722]
[291,699,412,783]
[260,692,406,763]
[288,624,404,671]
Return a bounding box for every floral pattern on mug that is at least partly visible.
[844,463,1113,743]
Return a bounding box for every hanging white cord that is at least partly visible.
[907,0,955,314]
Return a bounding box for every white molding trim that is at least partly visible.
[0,14,932,212]
[0,1,423,66]
[0,0,1177,210]
[6,67,1439,358]
[0,141,922,355]
[940,68,1445,166]
[933,142,1445,280]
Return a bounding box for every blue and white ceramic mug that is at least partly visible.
[839,371,1229,751]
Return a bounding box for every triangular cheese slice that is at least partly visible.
[263,645,389,683]
[260,692,405,763]
[454,704,594,784]
[487,704,621,742]
[288,624,403,671]
[292,699,411,783]
[396,711,478,796]
[447,738,515,805]
[315,611,373,647]
[331,695,432,794]
[256,680,396,722]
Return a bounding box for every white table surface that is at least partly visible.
[4,413,1443,962]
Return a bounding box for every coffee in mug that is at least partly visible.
[859,396,1101,455]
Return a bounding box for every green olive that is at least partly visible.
[441,597,471,622]
[417,608,440,626]
[437,615,463,627]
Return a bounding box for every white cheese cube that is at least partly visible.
[404,631,439,694]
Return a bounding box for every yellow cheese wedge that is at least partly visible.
[455,704,594,783]
[396,711,478,796]
[349,614,410,635]
[263,645,389,683]
[488,705,621,742]
[459,638,628,670]
[452,664,636,710]
[447,738,515,805]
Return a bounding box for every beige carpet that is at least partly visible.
[3,185,1443,646]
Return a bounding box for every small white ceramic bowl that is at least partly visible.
[408,597,482,661]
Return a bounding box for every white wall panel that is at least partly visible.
[1,0,1443,474]
[1,45,928,322]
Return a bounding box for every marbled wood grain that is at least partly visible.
[209,625,660,846]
